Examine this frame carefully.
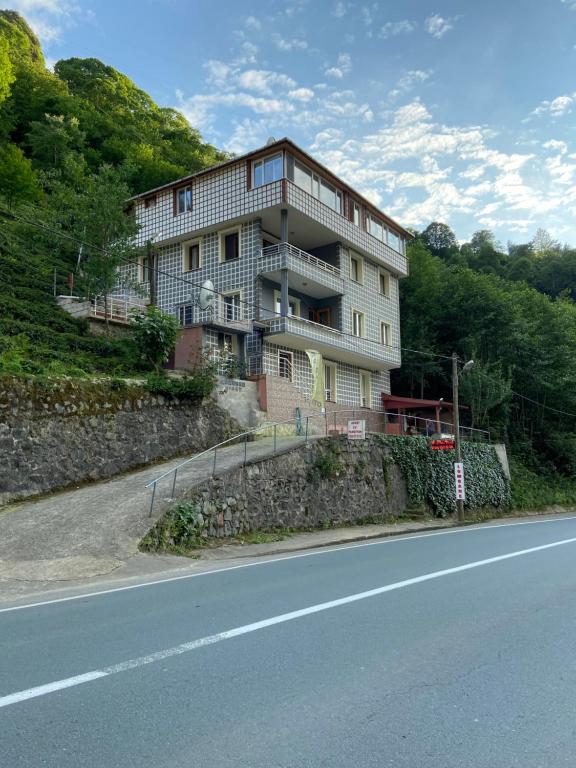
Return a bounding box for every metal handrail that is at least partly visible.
[145,406,490,515]
[145,410,329,515]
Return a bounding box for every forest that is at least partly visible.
[1,10,575,504]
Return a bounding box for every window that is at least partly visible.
[223,292,241,322]
[380,322,391,346]
[176,186,192,214]
[182,240,201,272]
[218,332,238,354]
[294,161,313,194]
[144,196,156,209]
[350,253,364,283]
[352,309,365,338]
[359,371,372,409]
[368,214,383,241]
[379,268,390,296]
[178,305,194,326]
[324,363,337,402]
[387,229,400,252]
[319,178,342,213]
[253,153,283,187]
[353,203,361,227]
[220,230,240,262]
[274,291,300,317]
[278,350,293,381]
[140,255,152,283]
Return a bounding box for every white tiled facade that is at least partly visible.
[123,139,410,414]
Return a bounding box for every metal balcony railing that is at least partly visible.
[260,243,341,277]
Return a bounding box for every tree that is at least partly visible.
[531,228,559,256]
[131,306,180,373]
[0,143,38,207]
[26,113,85,171]
[420,222,458,259]
[0,38,14,105]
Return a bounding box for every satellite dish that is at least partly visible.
[198,279,216,311]
[266,136,277,146]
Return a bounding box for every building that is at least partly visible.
[124,137,411,419]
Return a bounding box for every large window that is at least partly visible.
[387,230,400,251]
[176,186,192,214]
[368,214,383,241]
[353,203,361,227]
[253,153,283,187]
[178,304,194,326]
[140,255,152,283]
[292,159,342,213]
[294,161,313,193]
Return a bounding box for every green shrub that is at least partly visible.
[144,360,217,402]
[376,435,511,517]
[141,501,206,552]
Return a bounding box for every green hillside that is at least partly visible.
[0,10,226,377]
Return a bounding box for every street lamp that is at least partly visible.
[452,354,474,522]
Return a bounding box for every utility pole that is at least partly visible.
[452,352,464,522]
[452,353,474,522]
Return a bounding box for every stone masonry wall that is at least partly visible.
[0,376,240,505]
[177,435,408,537]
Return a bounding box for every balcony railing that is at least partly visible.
[260,314,401,368]
[258,242,344,296]
[261,243,341,276]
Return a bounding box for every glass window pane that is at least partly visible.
[186,188,192,210]
[388,230,400,251]
[272,154,283,180]
[320,179,335,208]
[294,162,312,193]
[178,189,185,213]
[353,205,360,226]
[254,162,263,187]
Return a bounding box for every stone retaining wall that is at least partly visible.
[177,435,408,537]
[0,376,240,505]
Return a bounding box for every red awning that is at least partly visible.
[381,394,454,411]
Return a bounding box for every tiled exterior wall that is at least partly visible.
[262,341,390,410]
[119,146,405,417]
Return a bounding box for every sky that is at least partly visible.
[7,0,576,247]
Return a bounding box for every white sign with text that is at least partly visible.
[454,462,466,501]
[348,419,366,440]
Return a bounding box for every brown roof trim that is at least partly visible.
[129,137,413,239]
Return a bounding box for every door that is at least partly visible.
[359,371,371,408]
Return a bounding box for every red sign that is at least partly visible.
[430,439,455,450]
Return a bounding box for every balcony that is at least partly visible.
[261,315,401,370]
[258,243,344,298]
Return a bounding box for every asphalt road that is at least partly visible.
[2,515,576,767]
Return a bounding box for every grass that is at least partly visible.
[510,457,576,510]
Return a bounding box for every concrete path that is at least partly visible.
[0,435,307,589]
[3,514,576,767]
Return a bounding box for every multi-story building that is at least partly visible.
[124,137,410,418]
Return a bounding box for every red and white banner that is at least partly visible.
[454,462,465,501]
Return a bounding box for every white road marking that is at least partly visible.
[1,514,575,614]
[1,533,576,710]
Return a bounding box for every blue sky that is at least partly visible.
[9,0,576,246]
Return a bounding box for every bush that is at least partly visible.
[140,501,207,552]
[144,359,217,402]
[131,306,180,372]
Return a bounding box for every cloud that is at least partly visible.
[325,52,352,79]
[288,87,315,102]
[389,69,432,99]
[237,70,296,95]
[425,14,455,39]
[530,93,576,118]
[272,34,308,51]
[244,15,261,30]
[9,0,89,44]
[379,19,416,39]
[542,139,568,154]
[561,0,576,9]
[332,1,348,17]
